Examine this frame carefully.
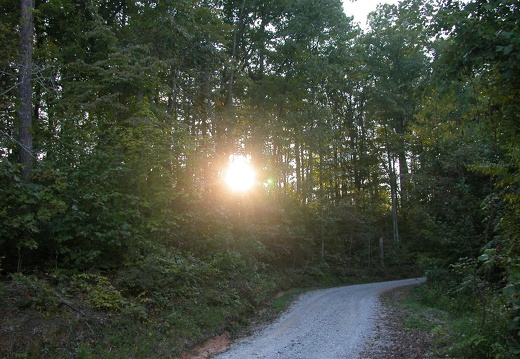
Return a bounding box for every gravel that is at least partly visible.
[213,278,426,359]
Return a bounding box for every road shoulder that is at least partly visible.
[360,285,445,359]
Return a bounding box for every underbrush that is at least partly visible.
[0,252,260,358]
[396,267,519,359]
[0,249,381,359]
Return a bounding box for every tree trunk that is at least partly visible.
[388,153,400,246]
[397,115,409,203]
[379,236,385,267]
[18,0,34,181]
[226,0,247,150]
[295,133,301,196]
[398,146,409,203]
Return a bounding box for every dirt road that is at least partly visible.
[213,278,426,359]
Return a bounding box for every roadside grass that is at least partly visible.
[270,288,310,314]
[0,268,342,359]
[392,283,515,359]
[0,262,416,359]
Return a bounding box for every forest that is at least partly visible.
[0,0,519,357]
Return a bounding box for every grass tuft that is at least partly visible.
[392,281,516,359]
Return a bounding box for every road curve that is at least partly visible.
[213,277,425,359]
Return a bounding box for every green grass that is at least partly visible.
[0,263,417,359]
[391,283,516,359]
[270,288,310,314]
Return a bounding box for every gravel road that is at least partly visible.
[213,278,426,359]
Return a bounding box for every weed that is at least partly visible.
[9,273,60,312]
[75,345,94,359]
[0,281,7,301]
[71,273,126,311]
[399,281,517,358]
[270,288,310,314]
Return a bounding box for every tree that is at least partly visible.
[440,0,520,348]
[17,0,34,181]
[362,0,434,248]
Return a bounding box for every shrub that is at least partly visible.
[71,273,126,311]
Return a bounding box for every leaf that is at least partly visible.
[496,45,513,55]
[464,3,479,12]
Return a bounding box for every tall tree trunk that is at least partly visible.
[18,0,34,181]
[397,116,409,202]
[300,142,306,202]
[398,149,408,202]
[295,133,301,196]
[226,0,246,153]
[388,153,400,246]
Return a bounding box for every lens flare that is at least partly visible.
[225,155,255,192]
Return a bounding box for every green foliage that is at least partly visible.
[9,273,60,312]
[504,273,520,355]
[71,273,126,311]
[1,0,520,357]
[422,264,518,358]
[0,161,68,270]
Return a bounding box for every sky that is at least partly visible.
[342,0,401,28]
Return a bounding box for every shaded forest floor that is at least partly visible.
[0,267,420,359]
[0,277,112,358]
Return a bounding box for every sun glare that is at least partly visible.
[225,155,256,192]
